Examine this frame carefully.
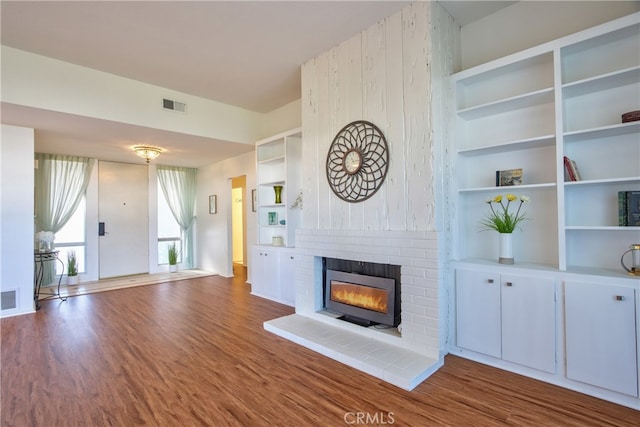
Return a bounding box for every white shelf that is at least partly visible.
[457,87,554,120]
[565,226,640,231]
[562,66,640,97]
[564,177,640,187]
[459,183,556,193]
[458,135,555,156]
[564,121,640,141]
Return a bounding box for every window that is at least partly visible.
[157,180,182,264]
[54,197,86,275]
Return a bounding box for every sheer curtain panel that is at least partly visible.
[157,166,197,268]
[34,154,94,285]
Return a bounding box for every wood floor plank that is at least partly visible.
[2,270,638,426]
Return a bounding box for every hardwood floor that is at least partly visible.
[2,269,637,426]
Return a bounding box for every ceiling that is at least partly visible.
[1,1,514,167]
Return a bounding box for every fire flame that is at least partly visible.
[331,281,388,313]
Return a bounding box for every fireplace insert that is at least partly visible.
[323,258,400,327]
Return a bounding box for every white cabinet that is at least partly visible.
[279,248,297,306]
[249,245,296,307]
[451,13,640,276]
[255,128,302,248]
[565,281,638,397]
[456,269,501,358]
[456,268,556,374]
[250,246,279,301]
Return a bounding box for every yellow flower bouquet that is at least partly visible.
[481,194,530,233]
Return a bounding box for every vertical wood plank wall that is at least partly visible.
[301,1,456,232]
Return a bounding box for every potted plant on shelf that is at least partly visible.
[67,250,79,285]
[168,243,178,273]
[480,193,530,265]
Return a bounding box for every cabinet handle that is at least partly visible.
[615,295,625,301]
[290,256,294,259]
[505,282,513,287]
[487,279,494,284]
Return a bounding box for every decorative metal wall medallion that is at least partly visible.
[326,120,389,203]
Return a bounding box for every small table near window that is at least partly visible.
[33,250,67,310]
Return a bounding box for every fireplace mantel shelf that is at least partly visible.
[264,314,442,391]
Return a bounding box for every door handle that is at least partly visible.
[99,222,106,236]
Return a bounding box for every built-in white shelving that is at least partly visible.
[452,13,640,276]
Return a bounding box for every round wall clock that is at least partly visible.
[326,120,389,203]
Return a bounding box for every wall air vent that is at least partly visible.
[162,98,187,113]
[1,290,17,310]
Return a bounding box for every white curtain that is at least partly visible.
[157,166,197,268]
[34,153,95,285]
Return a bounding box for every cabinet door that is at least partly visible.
[250,246,279,300]
[279,250,296,307]
[456,269,501,358]
[565,281,638,397]
[501,275,556,373]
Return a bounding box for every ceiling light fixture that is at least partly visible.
[133,145,163,163]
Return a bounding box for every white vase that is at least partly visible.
[67,275,79,286]
[499,233,514,264]
[169,264,178,273]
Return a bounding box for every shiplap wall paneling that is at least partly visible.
[384,10,408,231]
[402,1,433,231]
[301,56,318,231]
[361,21,389,230]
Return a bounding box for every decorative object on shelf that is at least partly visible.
[481,194,530,264]
[209,195,217,214]
[496,168,523,186]
[272,235,284,246]
[251,189,256,212]
[499,233,514,265]
[132,145,163,163]
[290,191,303,210]
[168,243,178,272]
[621,243,640,276]
[67,250,79,285]
[563,156,582,181]
[621,110,640,123]
[36,231,55,252]
[273,185,283,204]
[268,211,277,225]
[279,219,286,225]
[326,120,389,203]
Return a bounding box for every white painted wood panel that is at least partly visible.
[565,280,638,397]
[384,11,406,231]
[361,20,388,230]
[455,269,502,358]
[501,274,556,374]
[301,57,318,231]
[402,2,433,231]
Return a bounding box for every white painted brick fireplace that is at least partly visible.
[264,229,445,390]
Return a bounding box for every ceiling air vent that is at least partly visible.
[162,98,187,113]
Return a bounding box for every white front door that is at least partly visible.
[98,161,149,278]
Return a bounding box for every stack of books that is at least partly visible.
[618,191,640,226]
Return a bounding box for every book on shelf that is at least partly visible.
[563,156,581,181]
[495,168,523,186]
[618,191,640,226]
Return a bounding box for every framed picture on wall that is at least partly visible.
[209,195,217,214]
[251,189,257,212]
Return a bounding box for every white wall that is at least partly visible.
[196,150,256,277]
[460,0,640,70]
[1,125,35,316]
